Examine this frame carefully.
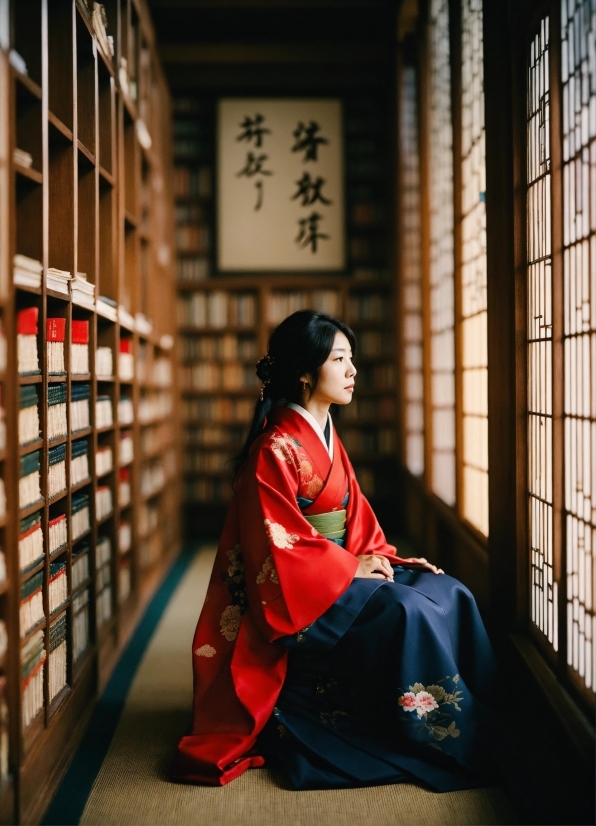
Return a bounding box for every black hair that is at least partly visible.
[233,309,356,477]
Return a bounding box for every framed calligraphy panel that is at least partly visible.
[217,98,345,271]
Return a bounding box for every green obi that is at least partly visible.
[303,509,347,542]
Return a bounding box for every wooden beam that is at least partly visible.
[159,41,392,64]
[150,0,396,8]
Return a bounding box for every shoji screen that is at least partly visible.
[460,0,489,535]
[428,0,456,505]
[399,64,425,477]
[560,0,595,693]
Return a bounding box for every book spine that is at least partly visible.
[49,571,67,613]
[73,604,89,661]
[96,347,113,377]
[48,640,67,703]
[95,447,113,476]
[17,333,39,375]
[95,399,113,429]
[48,460,66,498]
[19,470,41,510]
[19,524,43,572]
[118,563,131,604]
[95,487,113,521]
[119,433,134,465]
[70,399,90,433]
[70,454,90,487]
[47,341,66,375]
[18,405,40,446]
[22,659,45,728]
[118,352,134,381]
[72,554,89,590]
[20,590,44,637]
[96,537,112,568]
[118,521,132,554]
[48,517,67,555]
[96,585,112,628]
[47,402,67,440]
[71,343,89,375]
[72,507,90,541]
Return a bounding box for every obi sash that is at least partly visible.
[303,508,347,542]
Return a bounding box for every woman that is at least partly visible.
[171,310,496,790]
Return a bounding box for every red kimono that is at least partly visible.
[171,406,409,785]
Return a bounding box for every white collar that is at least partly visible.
[286,403,333,459]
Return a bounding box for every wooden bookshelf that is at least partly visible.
[0,2,180,822]
[173,96,398,536]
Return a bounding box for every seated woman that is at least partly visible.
[171,310,496,791]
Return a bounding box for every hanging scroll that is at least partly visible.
[217,98,345,271]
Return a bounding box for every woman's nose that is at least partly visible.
[348,362,357,377]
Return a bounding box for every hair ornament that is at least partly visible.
[256,352,275,400]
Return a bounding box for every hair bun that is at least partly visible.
[256,353,274,383]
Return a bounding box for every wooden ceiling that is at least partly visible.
[147,0,401,91]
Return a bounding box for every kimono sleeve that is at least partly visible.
[237,437,359,642]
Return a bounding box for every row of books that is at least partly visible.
[139,461,165,499]
[140,425,172,458]
[347,293,390,323]
[350,202,387,226]
[266,290,342,325]
[349,236,387,263]
[138,391,173,424]
[180,363,259,392]
[350,364,395,391]
[184,425,245,448]
[139,533,162,569]
[175,202,207,224]
[13,256,96,309]
[177,292,257,329]
[17,309,92,376]
[185,478,233,504]
[173,138,211,158]
[138,502,159,537]
[173,166,212,199]
[177,256,209,282]
[184,451,232,474]
[182,397,254,424]
[176,226,210,255]
[181,334,257,362]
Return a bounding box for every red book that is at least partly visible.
[119,467,130,482]
[72,320,89,345]
[46,318,66,342]
[17,307,39,335]
[48,514,66,528]
[119,338,133,354]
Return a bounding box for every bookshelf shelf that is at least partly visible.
[0,2,181,821]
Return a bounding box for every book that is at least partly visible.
[0,551,6,585]
[95,485,112,521]
[118,521,131,554]
[71,439,90,486]
[95,446,113,477]
[17,307,40,375]
[118,467,131,507]
[96,535,112,628]
[48,614,67,702]
[71,383,91,432]
[19,450,42,509]
[71,272,95,309]
[48,383,68,440]
[19,385,40,446]
[19,513,43,572]
[0,622,6,660]
[96,346,113,377]
[0,322,6,373]
[49,561,67,613]
[48,513,67,556]
[72,588,89,662]
[118,338,134,380]
[72,492,90,541]
[20,571,44,637]
[21,629,46,727]
[13,254,42,289]
[13,147,33,168]
[118,558,131,603]
[0,677,8,779]
[96,396,113,429]
[120,431,134,465]
[96,584,112,629]
[48,443,67,498]
[71,320,90,374]
[118,305,134,330]
[118,396,133,425]
[96,295,117,322]
[46,268,71,295]
[47,318,66,375]
[96,536,112,569]
[72,541,90,590]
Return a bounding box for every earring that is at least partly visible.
[302,381,307,390]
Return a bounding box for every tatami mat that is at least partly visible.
[72,546,518,826]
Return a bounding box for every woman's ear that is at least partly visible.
[299,373,312,386]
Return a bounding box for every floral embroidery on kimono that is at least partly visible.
[270,433,301,464]
[264,519,299,550]
[195,644,216,658]
[256,555,279,585]
[219,545,247,642]
[220,604,243,641]
[397,675,463,746]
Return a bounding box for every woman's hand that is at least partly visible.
[400,557,444,575]
[355,555,394,580]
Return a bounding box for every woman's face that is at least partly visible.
[303,330,357,406]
